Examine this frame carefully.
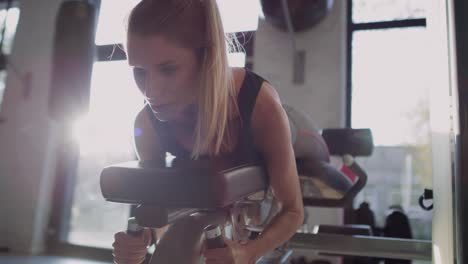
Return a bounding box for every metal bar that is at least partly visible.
[345,0,352,128]
[149,210,227,264]
[96,44,127,61]
[351,19,426,31]
[454,0,468,262]
[167,208,200,223]
[289,233,432,261]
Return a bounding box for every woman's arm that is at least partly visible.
[133,106,165,162]
[133,107,168,242]
[246,82,305,261]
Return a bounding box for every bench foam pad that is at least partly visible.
[100,160,268,209]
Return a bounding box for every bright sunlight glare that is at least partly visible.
[228,52,246,67]
[95,0,141,45]
[351,27,431,146]
[73,56,245,154]
[95,0,262,45]
[72,61,143,156]
[217,0,261,33]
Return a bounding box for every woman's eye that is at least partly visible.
[133,68,146,87]
[133,67,147,79]
[132,68,146,91]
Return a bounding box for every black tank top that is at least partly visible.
[145,69,267,165]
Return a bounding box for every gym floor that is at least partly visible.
[0,255,111,264]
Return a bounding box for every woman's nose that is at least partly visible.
[144,72,166,100]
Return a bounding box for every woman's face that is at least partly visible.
[127,33,200,122]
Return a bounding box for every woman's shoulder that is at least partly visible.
[231,67,276,97]
[133,105,165,160]
[135,105,151,128]
[134,104,163,138]
[230,67,281,126]
[231,67,271,95]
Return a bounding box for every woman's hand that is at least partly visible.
[203,236,257,264]
[112,228,152,264]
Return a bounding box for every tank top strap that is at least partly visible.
[237,70,267,125]
[234,70,267,162]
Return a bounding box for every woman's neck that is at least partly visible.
[167,104,197,132]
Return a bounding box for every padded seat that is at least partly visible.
[100,160,268,209]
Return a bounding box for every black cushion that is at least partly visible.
[100,160,268,209]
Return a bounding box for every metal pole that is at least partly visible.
[289,233,432,261]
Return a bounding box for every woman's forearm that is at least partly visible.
[245,207,303,262]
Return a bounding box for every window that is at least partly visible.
[0,4,20,109]
[60,0,262,250]
[68,61,142,248]
[347,0,432,249]
[352,0,428,23]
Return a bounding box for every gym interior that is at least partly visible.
[0,0,467,263]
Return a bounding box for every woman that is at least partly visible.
[112,0,304,263]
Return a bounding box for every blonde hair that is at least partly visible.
[128,0,241,158]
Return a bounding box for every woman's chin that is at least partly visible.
[152,105,195,123]
[153,112,176,122]
[153,109,187,122]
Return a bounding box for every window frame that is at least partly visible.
[0,0,21,249]
[0,0,21,119]
[343,0,429,237]
[345,0,427,128]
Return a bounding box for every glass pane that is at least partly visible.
[0,7,20,109]
[217,0,260,33]
[0,71,6,108]
[352,0,427,23]
[228,52,246,67]
[95,0,141,45]
[95,0,261,45]
[1,7,20,54]
[68,61,144,248]
[351,27,433,240]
